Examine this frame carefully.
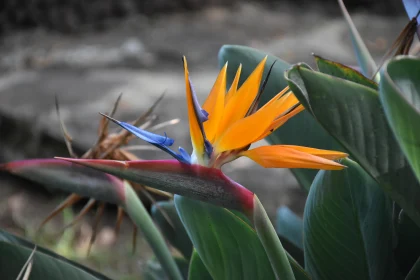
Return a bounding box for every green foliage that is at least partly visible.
[380,56,420,186]
[0,230,111,280]
[304,159,397,280]
[314,55,378,89]
[380,56,420,276]
[174,195,276,280]
[285,63,420,228]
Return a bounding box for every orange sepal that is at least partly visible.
[203,63,227,142]
[183,56,205,161]
[215,90,286,152]
[241,145,346,170]
[225,64,242,104]
[216,57,267,139]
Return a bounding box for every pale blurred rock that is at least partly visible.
[0,4,408,219]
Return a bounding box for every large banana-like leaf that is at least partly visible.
[174,196,310,280]
[0,229,111,280]
[379,56,420,277]
[286,64,420,227]
[304,159,397,280]
[218,45,343,191]
[174,195,276,280]
[379,56,420,187]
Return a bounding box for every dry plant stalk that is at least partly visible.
[39,93,179,254]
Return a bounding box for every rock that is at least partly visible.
[0,4,409,219]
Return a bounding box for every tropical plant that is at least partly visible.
[1,0,420,279]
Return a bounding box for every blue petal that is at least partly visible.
[156,145,191,165]
[178,147,192,163]
[201,109,209,119]
[118,122,174,146]
[189,78,209,123]
[188,78,213,159]
[102,114,191,164]
[204,140,213,157]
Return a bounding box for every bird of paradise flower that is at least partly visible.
[60,56,347,215]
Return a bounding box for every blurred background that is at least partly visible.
[0,0,410,278]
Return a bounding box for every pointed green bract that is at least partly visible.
[0,230,111,280]
[304,159,396,280]
[57,158,255,213]
[2,159,125,205]
[252,195,296,280]
[174,195,276,280]
[218,45,344,191]
[338,0,377,79]
[286,64,420,227]
[314,55,378,90]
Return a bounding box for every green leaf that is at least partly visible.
[252,195,296,280]
[189,250,213,280]
[304,159,396,280]
[337,0,377,79]
[174,195,276,280]
[380,57,420,185]
[143,256,190,280]
[0,230,111,280]
[286,64,420,227]
[151,201,193,259]
[218,45,344,191]
[314,55,378,90]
